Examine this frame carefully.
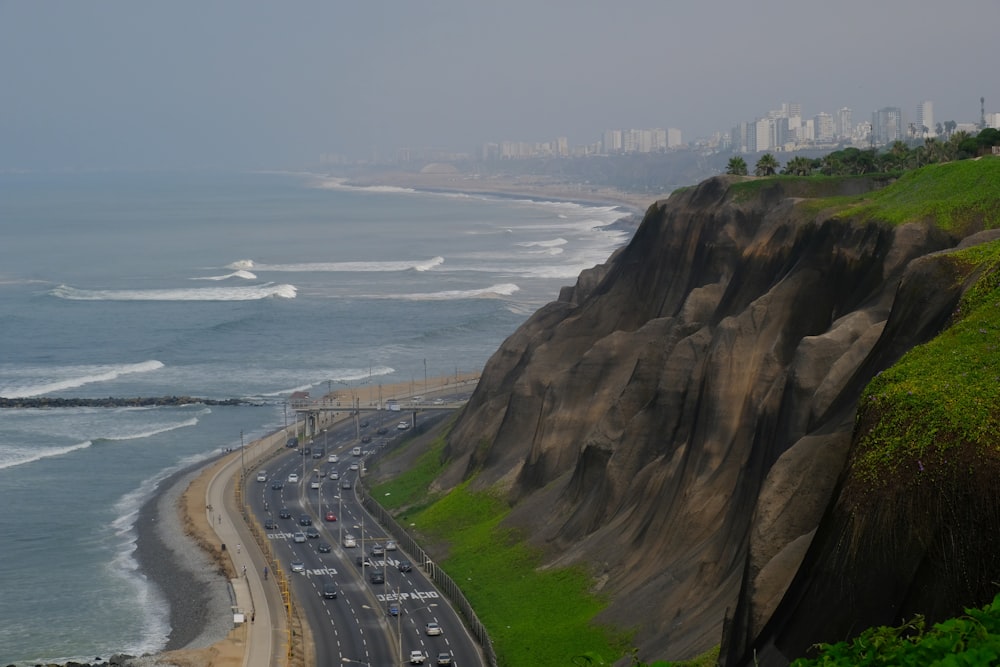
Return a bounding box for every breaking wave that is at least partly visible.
[239,257,444,273]
[49,283,296,301]
[0,360,166,398]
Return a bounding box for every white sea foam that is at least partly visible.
[226,259,256,270]
[248,256,444,273]
[49,283,296,301]
[394,283,520,300]
[0,440,93,471]
[516,237,568,248]
[0,360,165,398]
[193,270,258,281]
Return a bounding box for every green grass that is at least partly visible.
[852,239,1000,488]
[372,455,631,666]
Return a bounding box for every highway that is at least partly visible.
[246,408,484,666]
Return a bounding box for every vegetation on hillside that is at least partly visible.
[790,593,1000,666]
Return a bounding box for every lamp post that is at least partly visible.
[240,430,245,480]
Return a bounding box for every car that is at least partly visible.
[285,436,299,448]
[312,448,324,459]
[310,480,321,489]
[351,446,362,456]
[369,568,385,584]
[256,471,267,482]
[322,582,338,599]
[271,480,284,490]
[302,447,311,457]
[376,426,388,435]
[293,531,306,543]
[317,542,331,553]
[361,434,372,443]
[436,653,453,665]
[279,508,292,519]
[397,421,410,430]
[349,463,359,471]
[287,472,299,483]
[388,603,400,616]
[433,398,445,405]
[424,622,442,636]
[343,534,357,548]
[356,555,370,567]
[264,518,277,530]
[370,543,385,556]
[299,515,312,526]
[325,511,337,522]
[360,420,370,428]
[341,480,352,489]
[385,540,397,551]
[409,650,427,664]
[305,526,320,539]
[397,560,412,572]
[328,453,339,463]
[290,560,305,573]
[329,470,339,480]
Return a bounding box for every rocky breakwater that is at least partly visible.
[0,396,247,408]
[436,161,1000,664]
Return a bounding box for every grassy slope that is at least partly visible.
[371,158,1000,666]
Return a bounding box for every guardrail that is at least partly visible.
[359,439,498,667]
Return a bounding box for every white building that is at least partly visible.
[917,101,934,137]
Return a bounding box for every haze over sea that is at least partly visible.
[0,170,632,665]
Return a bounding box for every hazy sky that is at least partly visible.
[2,0,998,170]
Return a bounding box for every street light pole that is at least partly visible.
[240,430,245,480]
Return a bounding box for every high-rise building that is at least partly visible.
[835,107,853,140]
[872,107,903,145]
[917,101,934,137]
[667,128,683,148]
[755,117,774,152]
[814,112,835,142]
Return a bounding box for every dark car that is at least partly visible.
[360,420,370,428]
[285,436,298,448]
[376,427,388,435]
[317,542,331,553]
[361,434,372,443]
[356,555,371,567]
[387,603,399,616]
[322,582,338,599]
[279,508,292,519]
[299,515,312,526]
[271,480,283,490]
[369,568,385,584]
[398,560,413,572]
[312,448,324,459]
[264,518,277,530]
[306,526,320,539]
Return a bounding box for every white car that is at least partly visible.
[293,531,306,543]
[290,560,305,573]
[349,463,359,471]
[385,540,397,551]
[425,622,443,636]
[409,650,427,664]
[343,534,357,548]
[287,472,299,483]
[310,480,321,489]
[397,421,410,430]
[328,454,339,463]
[330,471,339,480]
[256,471,267,482]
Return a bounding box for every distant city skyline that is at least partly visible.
[2,1,998,170]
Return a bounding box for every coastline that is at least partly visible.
[133,459,235,653]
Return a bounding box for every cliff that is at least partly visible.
[438,159,1000,664]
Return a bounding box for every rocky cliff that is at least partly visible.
[439,163,1000,664]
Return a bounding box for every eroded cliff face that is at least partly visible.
[440,175,961,662]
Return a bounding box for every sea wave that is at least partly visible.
[0,440,93,471]
[391,283,520,301]
[49,283,297,301]
[516,237,568,248]
[0,360,165,399]
[246,256,445,273]
[193,270,258,281]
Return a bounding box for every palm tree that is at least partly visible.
[782,156,816,176]
[754,153,780,176]
[725,156,748,176]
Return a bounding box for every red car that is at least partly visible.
[325,511,337,522]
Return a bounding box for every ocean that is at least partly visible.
[0,169,632,664]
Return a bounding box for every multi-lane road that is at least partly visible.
[246,412,483,666]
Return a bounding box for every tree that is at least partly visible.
[782,156,816,176]
[754,153,780,176]
[725,156,748,176]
